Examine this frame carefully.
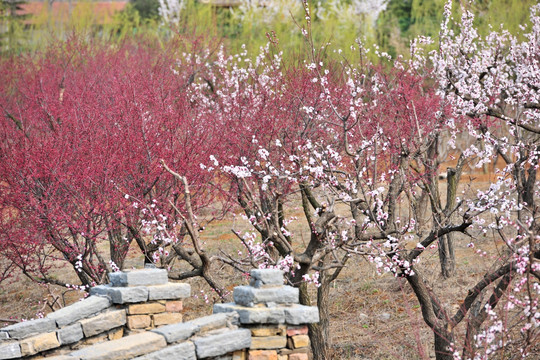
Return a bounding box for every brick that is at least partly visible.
[279,348,309,355]
[1,318,56,339]
[250,325,286,337]
[165,300,183,313]
[290,335,309,348]
[148,283,191,300]
[70,331,166,360]
[47,296,111,327]
[248,350,278,360]
[289,354,308,360]
[57,323,84,345]
[80,310,126,337]
[152,312,183,326]
[0,342,21,359]
[19,331,60,356]
[108,327,124,340]
[110,269,168,287]
[233,350,247,360]
[81,333,108,345]
[127,315,152,329]
[234,286,299,307]
[250,336,287,350]
[128,302,165,315]
[193,328,251,358]
[286,325,308,336]
[90,284,148,304]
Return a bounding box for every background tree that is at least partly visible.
[0,0,28,53]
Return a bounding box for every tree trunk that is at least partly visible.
[434,327,454,360]
[299,280,330,360]
[439,234,456,278]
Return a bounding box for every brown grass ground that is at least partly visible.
[0,163,534,359]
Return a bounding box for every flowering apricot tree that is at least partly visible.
[0,38,218,287]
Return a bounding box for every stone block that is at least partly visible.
[249,269,284,288]
[132,341,196,360]
[234,286,299,307]
[290,335,309,348]
[69,331,166,360]
[250,325,286,337]
[46,356,77,360]
[1,318,56,339]
[283,305,319,325]
[57,323,84,345]
[248,350,278,360]
[250,336,287,350]
[152,312,183,326]
[0,342,21,359]
[193,328,251,358]
[190,312,239,332]
[90,284,149,304]
[289,354,309,360]
[109,269,168,287]
[278,348,309,355]
[81,333,108,346]
[278,355,287,360]
[80,310,126,337]
[0,331,8,340]
[128,302,165,315]
[19,331,60,356]
[127,315,152,329]
[233,350,247,360]
[108,327,124,340]
[148,283,191,300]
[286,325,308,336]
[47,296,111,327]
[165,300,183,313]
[151,322,199,343]
[214,303,285,324]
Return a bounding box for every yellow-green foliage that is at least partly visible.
[377,0,536,58]
[3,0,538,58]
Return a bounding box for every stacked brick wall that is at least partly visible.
[0,269,319,360]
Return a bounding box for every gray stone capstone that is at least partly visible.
[132,341,196,360]
[109,269,168,287]
[46,295,111,327]
[249,269,284,288]
[193,328,251,358]
[233,285,299,307]
[0,318,56,340]
[57,323,84,345]
[0,342,21,360]
[90,285,149,304]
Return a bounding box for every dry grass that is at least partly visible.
[0,169,534,359]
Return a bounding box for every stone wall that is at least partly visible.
[0,269,319,360]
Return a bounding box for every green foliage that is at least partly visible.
[3,0,539,59]
[0,0,29,54]
[470,0,538,36]
[377,0,536,57]
[131,0,160,20]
